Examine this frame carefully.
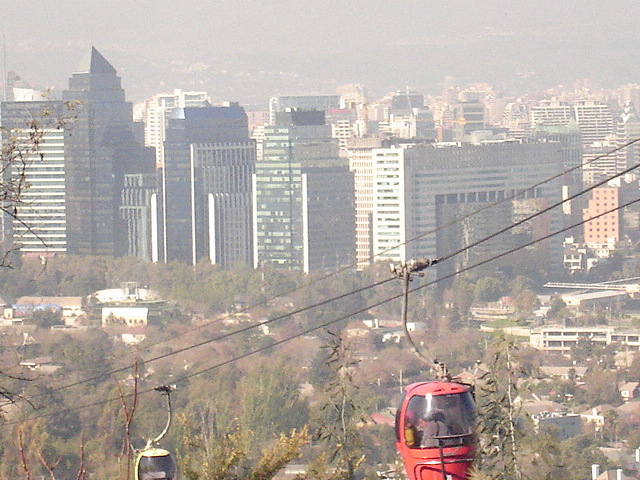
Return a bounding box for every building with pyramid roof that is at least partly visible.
[62,47,155,256]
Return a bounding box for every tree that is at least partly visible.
[473,334,526,480]
[474,277,504,303]
[177,409,309,480]
[312,332,366,480]
[238,356,310,445]
[31,309,64,328]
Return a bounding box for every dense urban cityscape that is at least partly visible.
[3,7,640,480]
[3,47,640,277]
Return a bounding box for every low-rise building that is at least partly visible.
[619,382,640,402]
[530,325,640,352]
[532,411,582,439]
[102,307,149,327]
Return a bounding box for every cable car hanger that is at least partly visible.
[134,385,178,480]
[392,258,477,480]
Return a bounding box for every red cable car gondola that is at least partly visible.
[391,260,478,480]
[395,381,477,480]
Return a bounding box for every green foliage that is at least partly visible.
[238,356,310,444]
[178,410,310,480]
[474,276,504,303]
[30,309,64,328]
[313,333,366,480]
[474,334,526,480]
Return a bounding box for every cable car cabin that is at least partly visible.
[396,382,477,480]
[135,448,177,480]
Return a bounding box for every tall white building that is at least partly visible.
[530,100,573,129]
[1,101,68,254]
[368,141,564,279]
[573,101,614,148]
[347,137,383,268]
[371,147,407,262]
[13,129,67,254]
[616,103,640,171]
[141,89,210,167]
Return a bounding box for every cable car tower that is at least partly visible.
[134,385,178,480]
[391,259,477,480]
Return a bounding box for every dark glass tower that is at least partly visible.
[161,103,255,267]
[63,47,153,256]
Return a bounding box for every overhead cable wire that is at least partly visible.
[105,136,640,355]
[6,193,640,428]
[0,276,397,406]
[6,138,640,409]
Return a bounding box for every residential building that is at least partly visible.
[530,325,640,352]
[582,139,620,184]
[532,411,582,439]
[530,100,573,129]
[616,103,640,171]
[583,186,620,246]
[573,101,614,148]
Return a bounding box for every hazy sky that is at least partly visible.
[2,1,640,105]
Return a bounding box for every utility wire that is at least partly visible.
[7,193,640,428]
[6,137,640,410]
[94,136,640,357]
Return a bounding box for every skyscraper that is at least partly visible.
[253,110,355,272]
[268,94,341,124]
[62,47,154,256]
[0,100,68,254]
[141,89,210,167]
[161,103,255,267]
[346,137,383,269]
[370,141,564,279]
[573,101,614,148]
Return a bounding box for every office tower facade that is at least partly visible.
[347,137,383,269]
[62,47,155,256]
[453,100,485,141]
[191,143,255,267]
[1,100,68,254]
[371,141,563,279]
[253,110,355,272]
[161,103,254,267]
[120,173,158,261]
[142,89,210,167]
[532,120,583,184]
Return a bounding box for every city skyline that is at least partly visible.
[3,45,640,276]
[1,1,640,104]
